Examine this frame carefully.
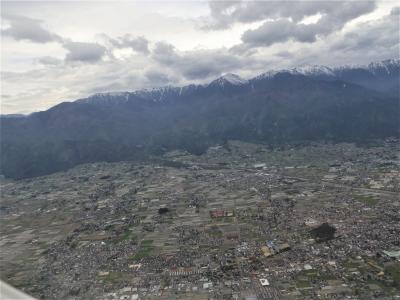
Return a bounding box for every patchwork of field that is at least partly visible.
[1,141,399,299]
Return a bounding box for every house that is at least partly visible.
[260,278,270,286]
[209,210,234,218]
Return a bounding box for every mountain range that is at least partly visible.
[77,58,400,104]
[1,59,399,179]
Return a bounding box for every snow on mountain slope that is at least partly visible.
[77,92,131,104]
[293,65,335,76]
[209,73,248,88]
[334,59,400,75]
[255,65,335,80]
[77,59,399,105]
[367,59,399,75]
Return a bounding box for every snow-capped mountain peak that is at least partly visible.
[77,58,398,106]
[78,92,131,104]
[93,92,130,98]
[291,65,335,76]
[252,70,279,80]
[210,73,248,87]
[254,65,335,81]
[367,58,400,75]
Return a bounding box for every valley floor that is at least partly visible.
[1,140,399,299]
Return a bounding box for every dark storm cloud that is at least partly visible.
[1,15,61,43]
[63,41,107,63]
[152,42,245,80]
[110,35,150,55]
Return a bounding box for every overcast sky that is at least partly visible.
[1,0,399,114]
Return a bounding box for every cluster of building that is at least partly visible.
[0,140,399,299]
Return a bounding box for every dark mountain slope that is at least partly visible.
[334,60,400,96]
[1,72,399,179]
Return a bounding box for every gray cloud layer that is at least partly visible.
[63,41,107,63]
[110,35,150,55]
[37,56,63,66]
[330,7,399,55]
[242,19,319,46]
[206,1,375,28]
[152,42,248,79]
[3,14,109,63]
[206,1,376,48]
[2,15,61,43]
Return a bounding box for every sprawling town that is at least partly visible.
[1,140,399,299]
